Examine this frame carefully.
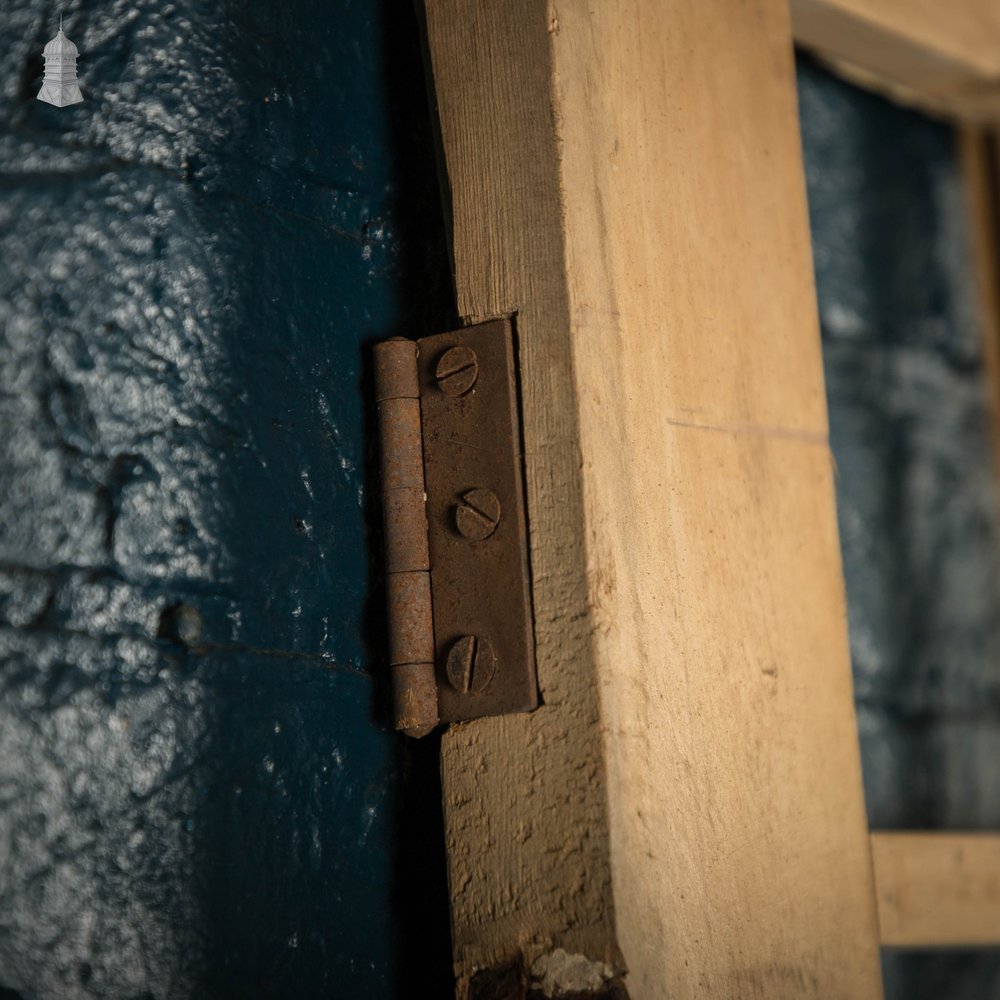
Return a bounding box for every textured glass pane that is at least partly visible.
[798,54,1000,998]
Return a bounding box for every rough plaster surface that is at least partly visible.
[530,950,617,997]
[0,2,453,997]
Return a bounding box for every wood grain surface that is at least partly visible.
[422,2,884,996]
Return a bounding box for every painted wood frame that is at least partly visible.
[961,126,1000,474]
[420,1,1000,997]
[872,833,1000,946]
[791,0,1000,122]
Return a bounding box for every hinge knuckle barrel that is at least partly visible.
[374,339,438,737]
[385,571,435,664]
[391,663,439,740]
[374,337,421,401]
[377,398,424,492]
[382,487,430,572]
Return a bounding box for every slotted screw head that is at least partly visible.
[455,487,501,540]
[435,346,479,396]
[445,635,496,694]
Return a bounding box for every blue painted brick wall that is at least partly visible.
[0,3,453,997]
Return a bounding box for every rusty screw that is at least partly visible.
[445,635,496,694]
[455,487,501,541]
[435,346,479,396]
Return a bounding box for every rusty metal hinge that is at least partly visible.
[374,318,538,737]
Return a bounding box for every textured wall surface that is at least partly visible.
[798,56,1000,996]
[0,2,454,997]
